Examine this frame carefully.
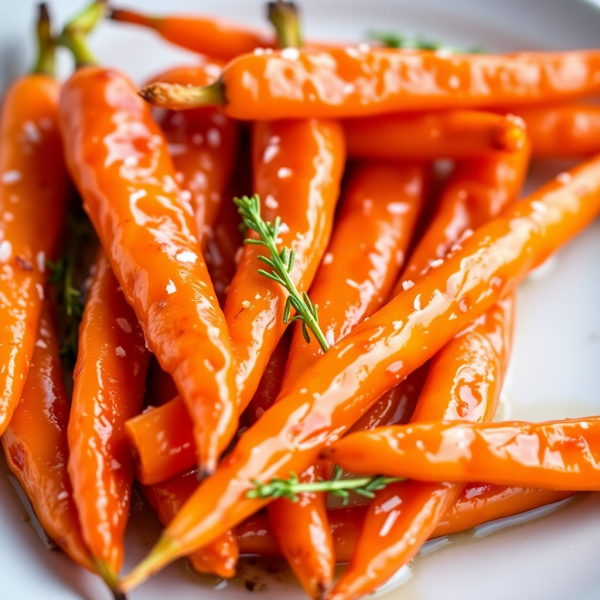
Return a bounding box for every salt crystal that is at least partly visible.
[1,170,21,185]
[281,47,300,60]
[116,318,132,333]
[115,346,126,357]
[402,280,414,291]
[166,279,177,294]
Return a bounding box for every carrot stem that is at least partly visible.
[267,1,302,48]
[139,80,226,110]
[33,3,55,76]
[60,0,108,67]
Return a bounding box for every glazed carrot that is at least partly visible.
[0,6,68,435]
[59,5,237,476]
[326,145,528,600]
[120,147,600,592]
[141,48,600,119]
[109,6,272,61]
[238,487,573,560]
[143,470,238,578]
[282,161,427,384]
[67,251,149,583]
[325,298,514,600]
[124,118,344,484]
[513,104,600,158]
[2,302,93,571]
[267,161,427,596]
[150,63,239,247]
[226,118,345,406]
[344,111,526,159]
[327,417,600,490]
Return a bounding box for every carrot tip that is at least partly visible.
[95,559,119,590]
[119,534,180,592]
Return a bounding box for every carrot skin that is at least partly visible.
[0,74,68,434]
[59,66,237,475]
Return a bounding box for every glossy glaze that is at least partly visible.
[59,66,237,475]
[236,485,573,561]
[344,111,526,159]
[515,104,600,157]
[68,251,150,575]
[2,303,93,571]
[143,470,238,578]
[328,147,528,600]
[0,74,68,434]
[328,418,600,490]
[219,48,600,119]
[225,118,345,407]
[151,64,239,247]
[121,148,600,592]
[267,161,427,595]
[282,161,428,385]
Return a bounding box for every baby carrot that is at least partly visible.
[0,5,68,434]
[225,118,345,407]
[109,6,272,61]
[150,62,239,247]
[59,3,237,476]
[327,145,529,600]
[267,161,427,595]
[2,302,93,572]
[344,111,527,159]
[326,418,600,490]
[120,142,600,592]
[520,104,600,158]
[67,251,150,584]
[141,48,600,119]
[237,486,574,560]
[282,161,428,384]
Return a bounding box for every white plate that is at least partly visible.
[1,0,600,599]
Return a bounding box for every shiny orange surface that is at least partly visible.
[0,74,68,434]
[268,161,427,595]
[225,119,345,408]
[151,64,239,247]
[121,149,600,591]
[329,418,600,490]
[217,49,600,119]
[344,111,526,159]
[68,251,150,574]
[282,161,428,385]
[516,104,600,157]
[328,146,527,599]
[59,66,237,475]
[2,303,93,571]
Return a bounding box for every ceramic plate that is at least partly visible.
[1,0,600,598]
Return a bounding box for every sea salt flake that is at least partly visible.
[166,279,177,294]
[402,280,414,291]
[176,250,197,264]
[1,170,21,184]
[116,318,132,333]
[116,346,127,357]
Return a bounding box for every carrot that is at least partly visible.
[150,62,239,247]
[141,48,600,119]
[344,111,527,159]
[326,417,600,490]
[2,301,93,572]
[58,3,237,476]
[513,104,600,158]
[0,4,68,434]
[268,160,428,596]
[67,251,150,584]
[325,143,529,600]
[109,6,272,61]
[120,135,600,593]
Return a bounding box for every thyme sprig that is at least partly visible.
[234,194,329,352]
[246,469,404,504]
